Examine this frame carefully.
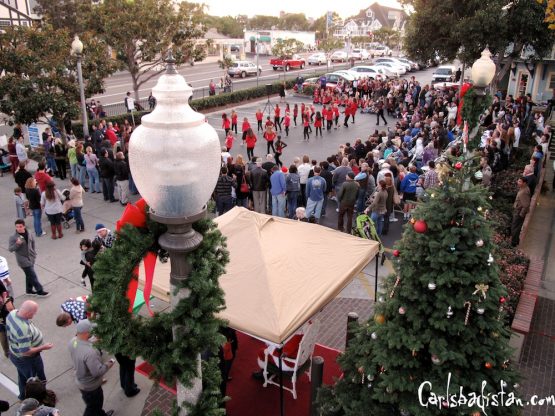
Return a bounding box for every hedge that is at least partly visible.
[72,73,328,138]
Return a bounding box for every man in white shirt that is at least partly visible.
[221,146,231,166]
[124,92,135,113]
[297,155,312,206]
[513,121,521,149]
[0,256,14,298]
[15,137,27,165]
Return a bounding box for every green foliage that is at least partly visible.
[33,0,92,34]
[202,15,245,38]
[0,25,116,131]
[89,215,228,413]
[248,15,280,30]
[319,38,345,54]
[277,13,310,31]
[373,28,400,49]
[461,88,492,150]
[271,38,305,58]
[217,55,234,70]
[83,0,206,99]
[320,157,520,415]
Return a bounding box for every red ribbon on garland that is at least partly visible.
[116,198,156,316]
[456,82,473,126]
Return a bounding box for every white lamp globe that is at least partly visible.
[471,48,496,88]
[129,53,221,218]
[71,35,83,55]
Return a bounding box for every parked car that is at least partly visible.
[432,65,457,83]
[350,65,387,81]
[270,54,305,71]
[307,53,327,65]
[374,57,411,73]
[325,71,356,88]
[351,48,370,60]
[368,44,392,57]
[227,61,262,78]
[374,62,405,77]
[301,77,320,89]
[330,50,348,62]
[396,57,419,71]
[230,45,241,52]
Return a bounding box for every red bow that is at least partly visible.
[456,82,473,126]
[118,198,156,316]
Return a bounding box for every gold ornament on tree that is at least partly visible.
[473,283,489,300]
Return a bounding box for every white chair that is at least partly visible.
[262,319,321,399]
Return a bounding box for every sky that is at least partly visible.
[188,0,404,20]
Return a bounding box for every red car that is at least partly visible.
[270,54,305,71]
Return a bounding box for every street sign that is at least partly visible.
[28,123,41,148]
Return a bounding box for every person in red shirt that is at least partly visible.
[255,109,263,132]
[350,99,358,124]
[231,110,238,134]
[343,102,351,127]
[264,116,274,129]
[34,161,52,193]
[245,128,257,160]
[333,104,340,129]
[303,113,310,141]
[314,111,323,137]
[293,104,299,127]
[309,104,315,122]
[300,103,306,123]
[241,117,251,145]
[105,122,118,148]
[313,88,320,104]
[222,113,231,135]
[274,104,282,132]
[283,112,291,137]
[274,135,287,168]
[325,105,334,131]
[264,126,276,154]
[225,131,234,152]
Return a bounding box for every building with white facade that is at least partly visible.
[243,30,316,55]
[0,0,39,28]
[333,2,407,39]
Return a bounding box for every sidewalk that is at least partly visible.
[517,164,555,416]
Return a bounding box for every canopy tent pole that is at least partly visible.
[279,348,284,416]
[374,254,379,301]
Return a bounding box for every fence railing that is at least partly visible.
[99,63,350,118]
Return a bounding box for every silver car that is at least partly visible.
[307,53,327,65]
[227,61,262,78]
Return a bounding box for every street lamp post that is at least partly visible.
[471,47,496,94]
[71,36,89,139]
[128,52,221,415]
[256,34,260,87]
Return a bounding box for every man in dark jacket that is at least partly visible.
[214,167,236,215]
[250,158,269,214]
[337,172,359,234]
[319,161,333,216]
[113,152,129,205]
[99,150,116,202]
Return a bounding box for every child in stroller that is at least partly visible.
[61,189,75,229]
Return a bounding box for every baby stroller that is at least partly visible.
[61,189,74,229]
[354,214,386,265]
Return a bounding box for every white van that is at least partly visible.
[432,65,457,83]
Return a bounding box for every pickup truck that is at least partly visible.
[270,54,305,71]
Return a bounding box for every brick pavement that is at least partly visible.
[517,297,555,416]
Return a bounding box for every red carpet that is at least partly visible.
[226,332,343,416]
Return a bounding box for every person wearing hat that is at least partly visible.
[67,139,79,180]
[337,172,359,234]
[69,319,115,416]
[94,224,114,249]
[16,398,59,416]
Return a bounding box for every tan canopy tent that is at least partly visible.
[139,207,379,345]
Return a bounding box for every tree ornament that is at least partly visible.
[499,296,506,304]
[487,253,494,266]
[413,219,428,233]
[454,162,463,170]
[427,282,436,290]
[390,276,401,298]
[491,332,499,338]
[446,306,453,318]
[477,206,483,212]
[367,383,372,388]
[474,171,483,180]
[398,306,406,315]
[393,249,400,257]
[473,283,489,300]
[375,314,386,325]
[400,410,410,416]
[464,301,472,325]
[476,307,485,315]
[476,239,484,247]
[502,359,510,369]
[471,411,481,416]
[514,383,520,389]
[450,246,456,252]
[431,354,441,365]
[367,374,375,381]
[412,349,417,357]
[442,401,449,408]
[409,218,416,224]
[484,362,493,369]
[378,296,385,303]
[371,332,378,340]
[386,386,392,393]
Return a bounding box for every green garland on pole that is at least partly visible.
[88,215,229,415]
[461,87,493,151]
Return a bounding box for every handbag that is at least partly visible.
[393,188,401,205]
[240,173,250,193]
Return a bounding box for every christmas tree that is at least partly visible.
[319,158,520,416]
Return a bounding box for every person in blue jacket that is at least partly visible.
[400,165,419,221]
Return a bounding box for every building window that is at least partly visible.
[549,74,555,90]
[0,19,12,27]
